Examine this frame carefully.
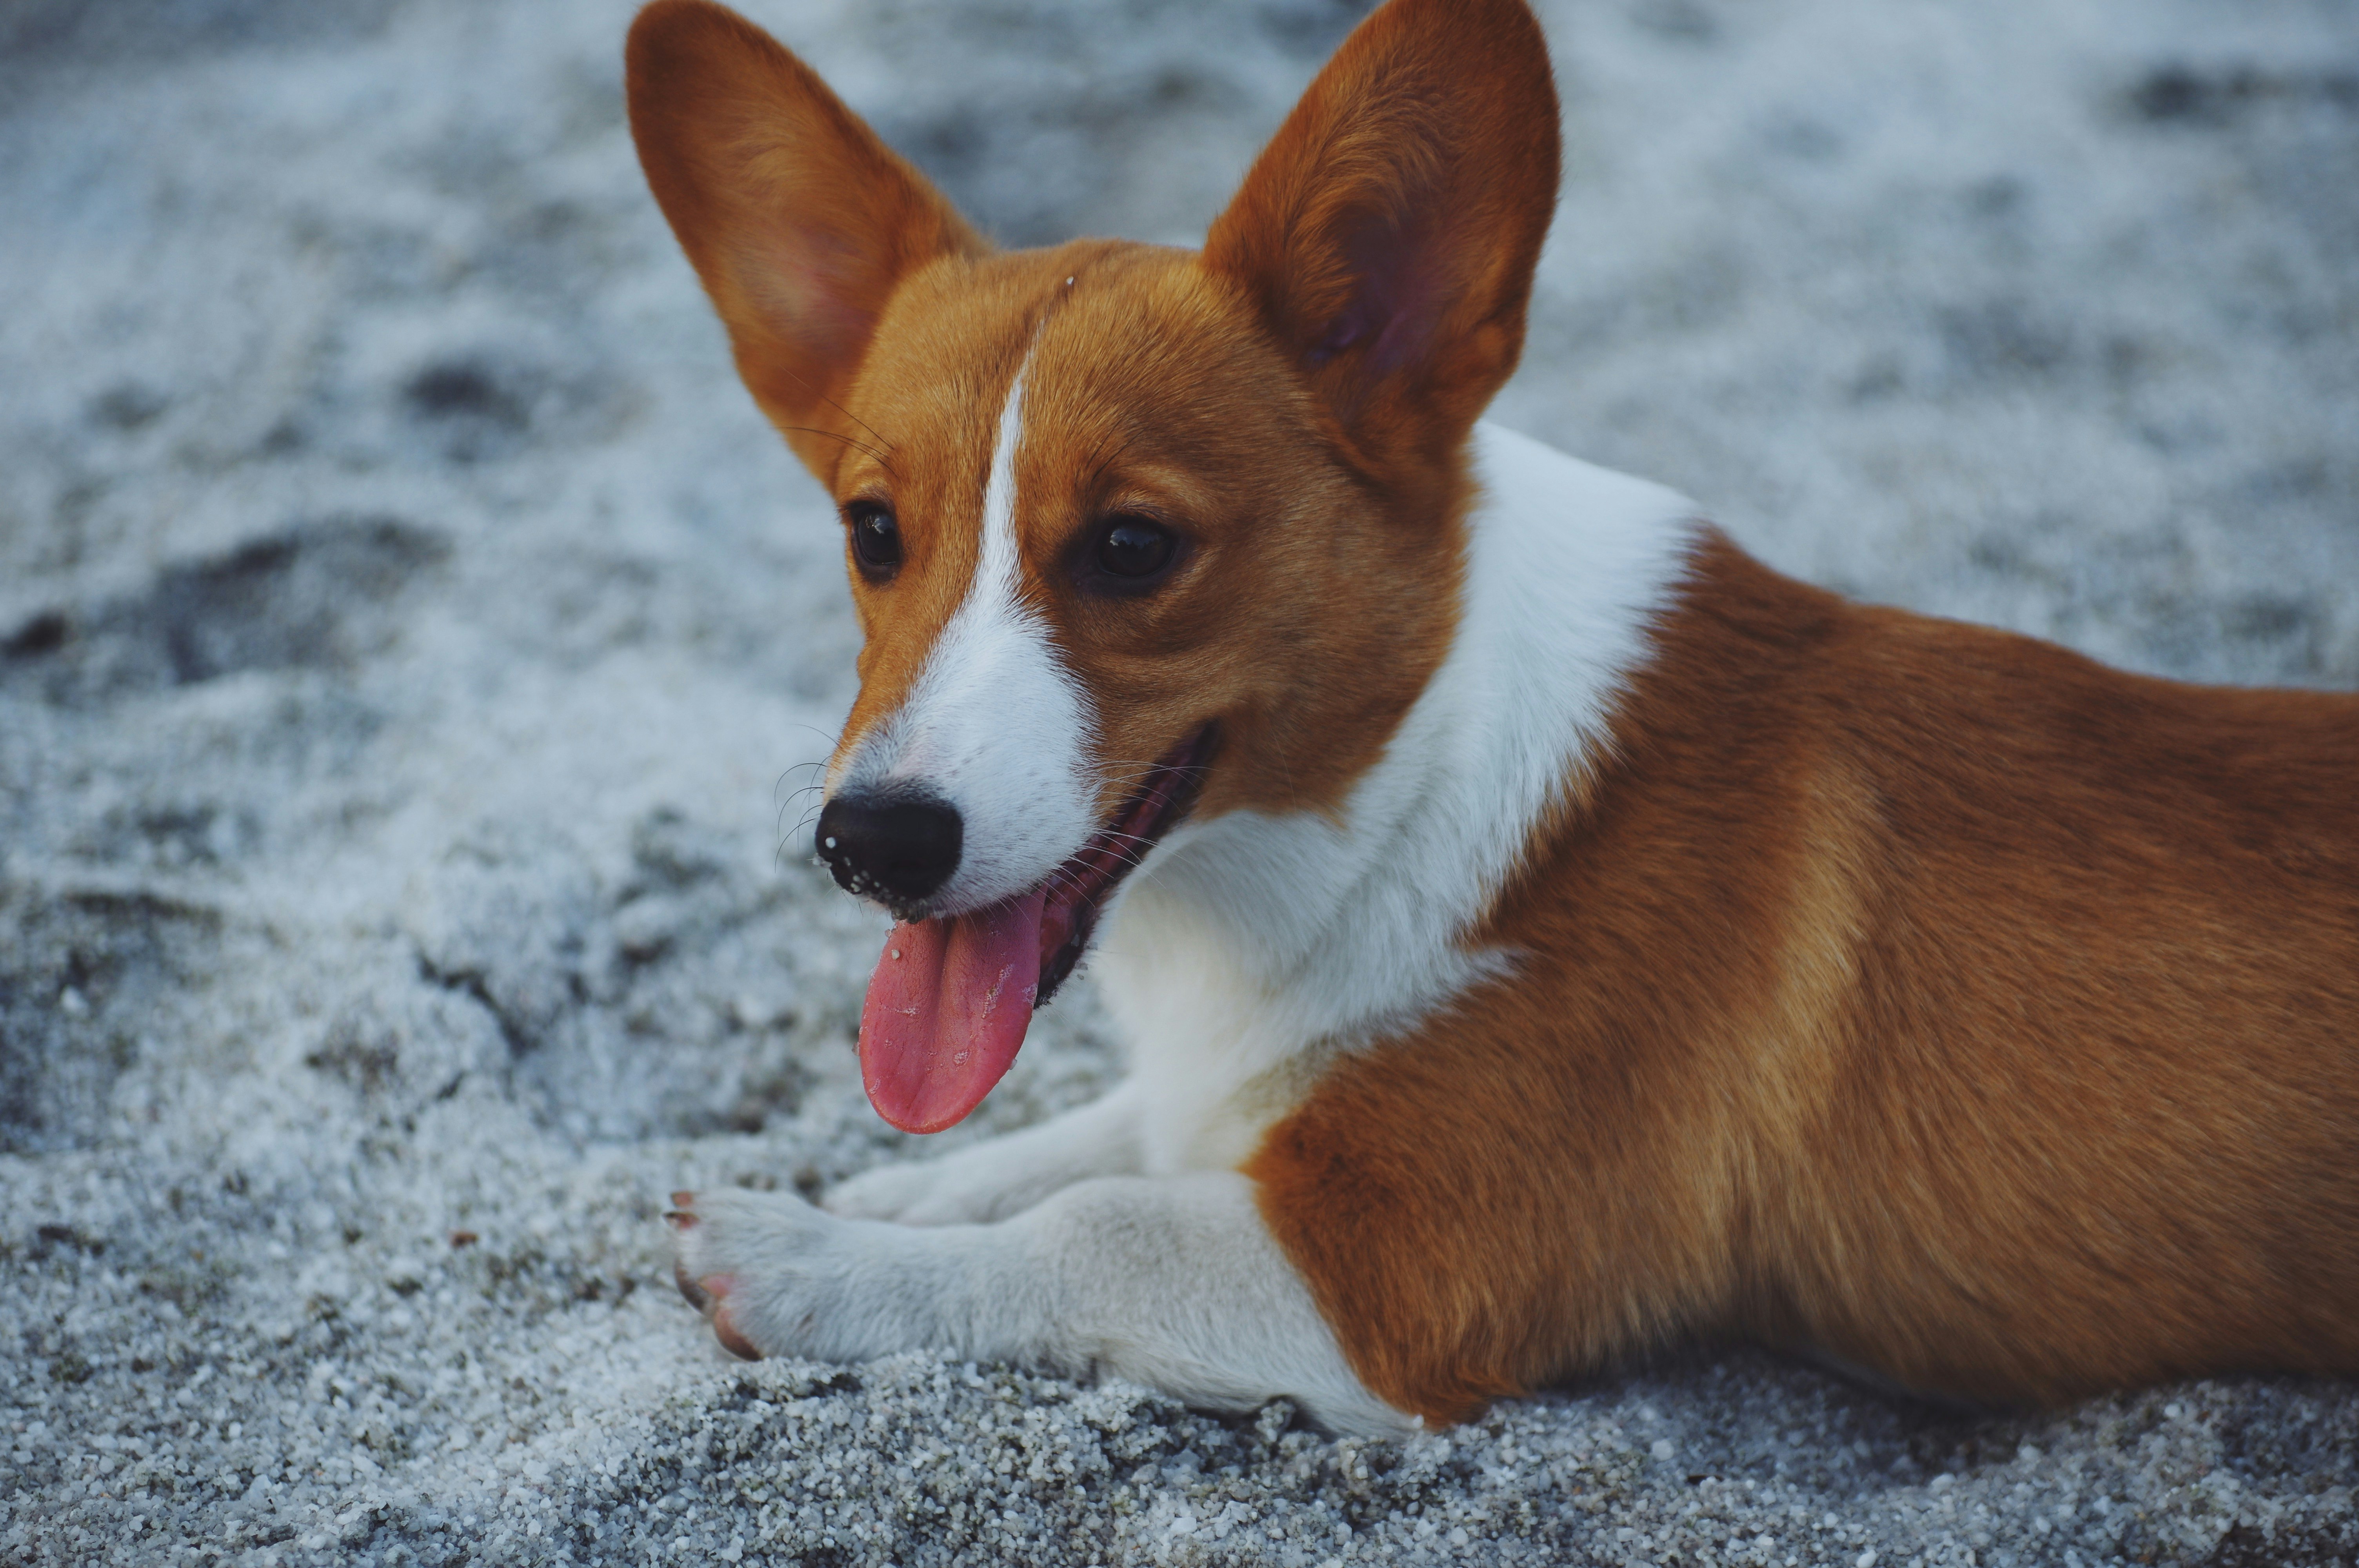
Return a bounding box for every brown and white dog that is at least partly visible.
[627,0,2359,1435]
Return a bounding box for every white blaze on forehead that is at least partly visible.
[835,349,1100,913]
[973,359,1030,627]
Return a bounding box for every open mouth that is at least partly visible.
[857,727,1214,1134]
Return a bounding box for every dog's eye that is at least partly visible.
[1091,515,1178,583]
[844,502,901,579]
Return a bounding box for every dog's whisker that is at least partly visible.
[780,425,892,469]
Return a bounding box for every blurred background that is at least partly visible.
[2,0,2355,1562]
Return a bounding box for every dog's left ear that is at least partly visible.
[1203,0,1558,488]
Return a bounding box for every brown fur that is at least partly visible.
[1249,535,2359,1425]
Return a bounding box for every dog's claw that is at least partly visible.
[671,1190,697,1208]
[674,1259,712,1311]
[664,1209,696,1231]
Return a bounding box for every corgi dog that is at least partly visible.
[627,0,2359,1436]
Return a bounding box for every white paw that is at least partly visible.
[666,1187,929,1363]
[818,1160,952,1223]
[821,1151,1047,1226]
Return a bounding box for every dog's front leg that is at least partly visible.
[669,1171,1416,1437]
[820,1078,1144,1225]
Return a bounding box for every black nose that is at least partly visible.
[815,791,963,908]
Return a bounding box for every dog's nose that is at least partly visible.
[815,791,963,906]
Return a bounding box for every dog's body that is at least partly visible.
[630,0,2359,1436]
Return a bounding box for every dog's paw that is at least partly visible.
[821,1142,1076,1226]
[820,1160,963,1223]
[665,1187,928,1364]
[669,1188,803,1359]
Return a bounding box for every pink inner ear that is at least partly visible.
[732,225,881,370]
[1308,208,1444,379]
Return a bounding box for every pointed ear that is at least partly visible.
[626,0,987,478]
[1203,0,1558,483]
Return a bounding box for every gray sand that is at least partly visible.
[2,0,2355,1563]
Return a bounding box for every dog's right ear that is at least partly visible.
[626,0,987,479]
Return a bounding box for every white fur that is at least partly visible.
[823,1079,1145,1225]
[678,1176,1416,1437]
[686,422,1697,1431]
[829,358,1100,915]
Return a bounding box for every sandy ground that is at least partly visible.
[2,0,2355,1563]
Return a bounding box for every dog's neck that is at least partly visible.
[1092,423,1700,1165]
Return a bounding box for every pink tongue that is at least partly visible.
[859,890,1049,1134]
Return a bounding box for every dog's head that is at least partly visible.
[627,0,1559,1131]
